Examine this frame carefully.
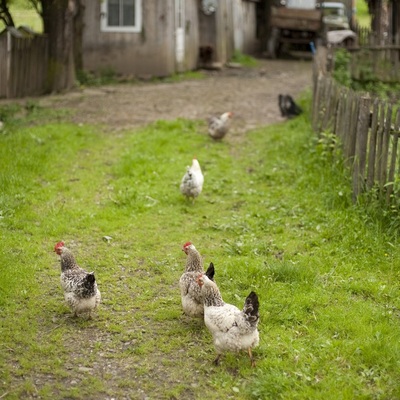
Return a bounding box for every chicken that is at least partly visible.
[197,273,260,367]
[54,241,101,318]
[278,94,302,118]
[180,158,204,202]
[179,242,215,317]
[208,112,233,140]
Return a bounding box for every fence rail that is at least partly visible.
[0,32,48,99]
[313,48,400,203]
[348,46,400,83]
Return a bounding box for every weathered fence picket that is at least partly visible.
[313,48,400,203]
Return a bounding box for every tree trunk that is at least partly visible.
[368,0,389,43]
[73,0,84,72]
[41,0,76,93]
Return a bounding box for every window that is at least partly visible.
[101,0,142,32]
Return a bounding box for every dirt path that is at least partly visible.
[38,59,313,134]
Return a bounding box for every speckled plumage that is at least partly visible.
[208,112,233,140]
[179,242,206,317]
[54,242,101,318]
[198,274,259,366]
[180,159,204,201]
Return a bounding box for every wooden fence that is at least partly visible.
[348,46,400,83]
[356,26,400,47]
[0,32,48,99]
[312,48,400,202]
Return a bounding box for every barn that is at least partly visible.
[81,0,263,78]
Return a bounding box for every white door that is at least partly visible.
[175,0,185,70]
[232,0,243,52]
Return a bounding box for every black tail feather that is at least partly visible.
[82,273,96,295]
[205,262,215,281]
[243,291,259,324]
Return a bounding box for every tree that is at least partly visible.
[1,0,78,93]
[0,0,15,27]
[40,0,77,92]
[367,0,391,42]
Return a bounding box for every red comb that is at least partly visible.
[54,241,65,250]
[183,241,192,248]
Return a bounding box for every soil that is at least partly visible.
[37,58,313,134]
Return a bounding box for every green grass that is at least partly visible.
[355,0,371,28]
[1,95,400,399]
[230,51,259,67]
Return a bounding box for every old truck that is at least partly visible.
[267,0,322,58]
[267,0,354,58]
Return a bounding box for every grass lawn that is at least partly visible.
[1,94,400,399]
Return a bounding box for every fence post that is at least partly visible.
[366,98,380,189]
[6,31,12,99]
[380,104,393,194]
[352,95,371,201]
[344,92,359,164]
[386,109,400,203]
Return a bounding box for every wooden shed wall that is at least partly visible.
[239,1,261,54]
[198,0,259,65]
[82,0,259,77]
[82,0,199,77]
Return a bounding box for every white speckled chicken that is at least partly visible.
[180,158,204,202]
[179,242,215,317]
[208,112,233,140]
[197,273,260,367]
[54,241,101,318]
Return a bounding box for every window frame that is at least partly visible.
[100,0,142,33]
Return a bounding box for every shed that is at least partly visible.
[81,0,262,78]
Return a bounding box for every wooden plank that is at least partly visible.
[5,34,48,98]
[0,35,7,98]
[386,108,400,203]
[352,96,371,201]
[343,91,354,161]
[366,98,380,189]
[379,104,392,196]
[313,74,325,134]
[312,73,323,132]
[321,78,333,132]
[375,102,386,189]
[345,92,359,163]
[334,89,346,141]
[330,84,340,135]
[271,7,322,31]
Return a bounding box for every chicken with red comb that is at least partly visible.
[208,112,233,140]
[54,241,101,318]
[179,242,214,317]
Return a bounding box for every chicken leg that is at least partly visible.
[213,354,222,366]
[248,347,256,367]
